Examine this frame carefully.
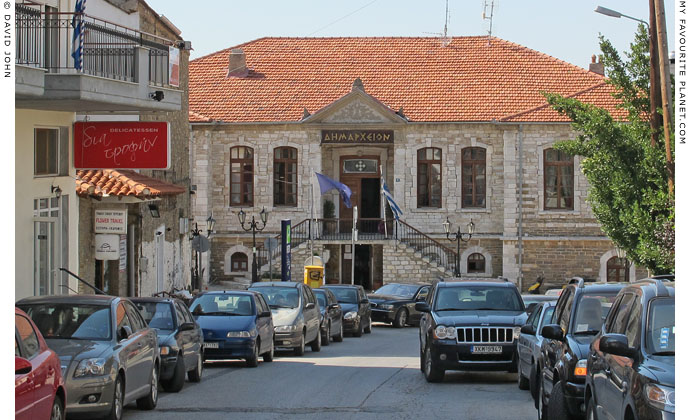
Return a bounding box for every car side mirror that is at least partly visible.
[118,325,133,341]
[258,311,271,318]
[15,356,32,375]
[600,334,636,358]
[305,302,315,310]
[415,302,430,313]
[328,303,340,310]
[541,324,564,341]
[361,298,369,304]
[520,324,536,335]
[415,296,427,302]
[178,322,195,332]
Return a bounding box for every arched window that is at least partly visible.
[606,257,629,282]
[231,252,248,272]
[467,253,486,273]
[230,146,254,206]
[273,147,298,206]
[461,147,486,208]
[544,148,574,210]
[417,147,442,208]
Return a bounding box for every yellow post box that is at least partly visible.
[304,265,324,289]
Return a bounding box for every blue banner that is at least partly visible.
[281,220,291,282]
[315,172,352,208]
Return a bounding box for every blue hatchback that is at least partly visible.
[189,291,274,367]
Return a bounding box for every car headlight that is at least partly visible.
[380,304,395,311]
[274,325,298,333]
[645,384,675,413]
[344,311,358,320]
[227,330,255,338]
[574,359,587,377]
[513,326,521,339]
[434,325,457,340]
[74,358,107,377]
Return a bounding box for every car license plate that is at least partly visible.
[203,342,219,349]
[471,345,502,354]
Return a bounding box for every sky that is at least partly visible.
[144,0,675,69]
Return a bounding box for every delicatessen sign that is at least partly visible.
[74,122,171,169]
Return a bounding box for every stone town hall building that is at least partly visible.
[188,36,645,291]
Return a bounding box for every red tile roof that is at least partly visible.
[76,169,186,199]
[189,36,624,123]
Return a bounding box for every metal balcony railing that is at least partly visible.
[16,2,173,86]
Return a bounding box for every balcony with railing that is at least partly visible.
[15,2,182,112]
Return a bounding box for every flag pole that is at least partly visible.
[310,172,314,263]
[351,205,357,285]
[381,165,388,239]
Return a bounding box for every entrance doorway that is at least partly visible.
[354,244,372,290]
[339,156,381,233]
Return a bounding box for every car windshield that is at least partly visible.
[249,287,300,309]
[435,286,523,311]
[646,298,675,354]
[373,284,418,298]
[314,292,327,308]
[189,294,254,315]
[571,292,617,334]
[19,304,112,341]
[135,302,175,331]
[328,288,358,304]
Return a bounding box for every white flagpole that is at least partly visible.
[351,205,357,285]
[381,165,388,239]
[310,172,315,263]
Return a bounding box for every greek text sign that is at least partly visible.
[321,130,394,144]
[95,210,127,234]
[74,122,171,169]
[95,234,120,261]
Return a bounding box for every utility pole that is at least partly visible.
[653,0,674,196]
[648,0,662,148]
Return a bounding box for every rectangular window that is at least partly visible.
[544,149,574,210]
[273,147,298,206]
[34,128,59,176]
[417,148,442,208]
[462,148,486,208]
[230,146,254,206]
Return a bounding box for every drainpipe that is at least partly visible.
[128,223,136,297]
[517,124,524,292]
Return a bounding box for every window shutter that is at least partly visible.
[59,126,69,176]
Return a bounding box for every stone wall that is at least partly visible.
[382,242,449,285]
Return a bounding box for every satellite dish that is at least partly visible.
[192,235,210,252]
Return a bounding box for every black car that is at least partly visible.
[322,285,372,337]
[522,294,558,316]
[537,279,628,420]
[416,278,528,382]
[131,297,204,392]
[313,288,344,345]
[368,283,430,327]
[586,279,675,420]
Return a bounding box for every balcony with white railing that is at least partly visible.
[15,2,182,112]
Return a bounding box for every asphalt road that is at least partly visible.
[123,324,537,420]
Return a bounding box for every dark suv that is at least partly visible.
[537,279,628,420]
[416,278,527,382]
[586,279,675,420]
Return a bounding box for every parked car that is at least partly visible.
[17,295,160,420]
[248,282,321,355]
[323,284,372,337]
[15,307,66,420]
[536,279,628,420]
[313,288,344,345]
[521,294,558,316]
[368,283,430,327]
[545,289,563,297]
[516,301,556,398]
[188,291,274,366]
[586,279,675,420]
[131,297,204,391]
[416,278,528,382]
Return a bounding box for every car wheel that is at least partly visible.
[518,358,530,390]
[105,375,124,420]
[423,343,444,382]
[322,322,331,346]
[364,316,372,334]
[353,319,363,337]
[161,356,186,392]
[246,340,260,367]
[586,396,598,420]
[136,363,159,410]
[263,339,274,362]
[310,329,322,352]
[537,374,548,420]
[188,353,203,382]
[294,332,305,356]
[50,394,65,420]
[393,308,408,328]
[333,321,344,342]
[547,380,573,420]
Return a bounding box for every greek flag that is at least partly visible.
[71,0,87,71]
[315,172,352,208]
[382,177,403,220]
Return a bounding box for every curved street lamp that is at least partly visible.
[443,218,475,278]
[238,207,268,283]
[191,214,216,290]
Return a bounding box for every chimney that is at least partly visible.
[589,54,604,76]
[227,48,248,78]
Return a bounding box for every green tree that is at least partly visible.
[545,25,674,274]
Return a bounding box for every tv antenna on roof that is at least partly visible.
[482,0,497,45]
[424,0,452,47]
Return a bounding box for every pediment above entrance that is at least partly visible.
[301,84,407,125]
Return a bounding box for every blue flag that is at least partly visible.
[71,0,87,71]
[315,172,352,208]
[382,177,403,220]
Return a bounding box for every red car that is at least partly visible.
[15,307,66,420]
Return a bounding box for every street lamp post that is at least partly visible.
[191,215,216,290]
[443,218,475,278]
[238,207,268,283]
